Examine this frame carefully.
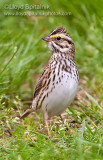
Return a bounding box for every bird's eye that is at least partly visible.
[57,36,61,40]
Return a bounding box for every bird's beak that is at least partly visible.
[42,36,51,42]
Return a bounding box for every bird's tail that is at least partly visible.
[20,108,34,119]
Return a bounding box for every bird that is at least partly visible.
[20,27,79,136]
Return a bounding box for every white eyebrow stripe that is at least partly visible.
[50,33,73,43]
[63,35,73,43]
[50,34,64,38]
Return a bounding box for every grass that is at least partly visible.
[0,0,103,159]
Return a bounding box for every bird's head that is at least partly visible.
[42,27,75,59]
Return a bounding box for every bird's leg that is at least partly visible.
[59,115,73,133]
[44,111,51,137]
[44,119,51,137]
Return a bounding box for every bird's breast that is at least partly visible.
[41,57,79,117]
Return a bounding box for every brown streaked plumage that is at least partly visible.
[49,27,67,36]
[20,27,79,137]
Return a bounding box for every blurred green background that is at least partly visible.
[0,0,103,159]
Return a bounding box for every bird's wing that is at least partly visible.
[20,67,49,119]
[33,76,44,98]
[33,64,50,99]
